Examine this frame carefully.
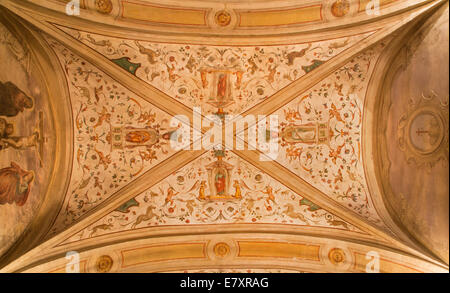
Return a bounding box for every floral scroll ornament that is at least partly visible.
[397,91,449,171]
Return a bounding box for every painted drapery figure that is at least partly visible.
[214,169,226,195]
[0,162,34,206]
[205,154,234,199]
[217,73,227,100]
[125,130,154,144]
[111,126,176,150]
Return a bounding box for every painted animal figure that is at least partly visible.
[283,109,302,122]
[283,204,308,223]
[166,64,181,83]
[165,187,179,205]
[94,107,111,128]
[263,185,276,205]
[286,43,312,66]
[327,218,349,229]
[329,103,345,123]
[265,65,277,84]
[328,38,350,50]
[135,41,160,64]
[132,205,159,228]
[89,223,113,237]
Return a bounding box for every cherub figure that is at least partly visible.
[0,118,39,151]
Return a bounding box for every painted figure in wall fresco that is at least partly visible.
[0,117,39,151]
[111,126,178,150]
[0,162,34,206]
[125,130,156,144]
[283,125,316,143]
[217,73,227,100]
[0,117,13,141]
[0,81,34,117]
[282,122,330,145]
[198,181,207,200]
[215,169,226,195]
[205,155,234,199]
[233,180,242,199]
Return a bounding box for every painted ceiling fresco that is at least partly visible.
[44,36,181,234]
[42,28,385,239]
[0,0,448,273]
[57,26,374,115]
[274,42,387,227]
[42,31,377,238]
[63,150,360,244]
